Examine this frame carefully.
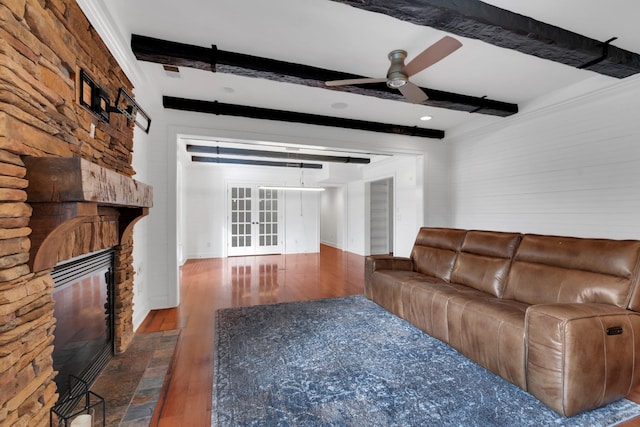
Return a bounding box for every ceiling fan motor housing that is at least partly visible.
[386,49,408,88]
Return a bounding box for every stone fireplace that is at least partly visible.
[0,0,153,425]
[24,156,152,403]
[0,155,152,426]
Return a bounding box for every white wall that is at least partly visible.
[129,81,165,329]
[347,155,424,257]
[182,162,321,258]
[346,180,366,255]
[449,76,640,239]
[320,186,345,249]
[423,142,451,227]
[283,189,321,254]
[181,163,224,259]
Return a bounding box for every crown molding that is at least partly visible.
[75,0,146,87]
[447,73,640,143]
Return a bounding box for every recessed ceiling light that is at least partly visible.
[331,102,348,109]
[420,115,433,121]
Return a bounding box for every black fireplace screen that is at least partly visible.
[51,249,115,400]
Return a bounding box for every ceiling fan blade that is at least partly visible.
[399,82,428,103]
[325,77,387,87]
[403,36,463,77]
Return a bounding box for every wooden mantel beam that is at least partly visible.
[24,157,153,207]
[24,157,153,271]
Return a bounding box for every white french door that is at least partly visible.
[227,184,283,256]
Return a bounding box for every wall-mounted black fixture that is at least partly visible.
[108,88,152,134]
[78,70,152,134]
[79,70,110,123]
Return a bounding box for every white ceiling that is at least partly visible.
[88,0,640,160]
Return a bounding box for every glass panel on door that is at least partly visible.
[259,188,279,249]
[230,187,252,252]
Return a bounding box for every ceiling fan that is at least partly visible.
[325,36,462,104]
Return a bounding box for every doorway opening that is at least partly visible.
[369,177,394,255]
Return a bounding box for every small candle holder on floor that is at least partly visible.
[50,375,105,427]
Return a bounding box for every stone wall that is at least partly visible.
[0,0,140,425]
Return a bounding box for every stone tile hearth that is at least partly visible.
[89,330,179,427]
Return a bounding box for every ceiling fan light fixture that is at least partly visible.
[386,75,408,89]
[324,38,460,105]
[386,49,409,89]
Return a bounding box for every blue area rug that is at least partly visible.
[213,295,640,426]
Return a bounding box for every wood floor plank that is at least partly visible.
[146,245,363,425]
[144,245,640,426]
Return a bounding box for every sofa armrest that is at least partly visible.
[365,255,413,274]
[364,255,412,299]
[525,303,640,416]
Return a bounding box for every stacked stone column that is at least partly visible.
[0,0,140,425]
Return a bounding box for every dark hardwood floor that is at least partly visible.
[139,244,640,427]
[138,245,364,426]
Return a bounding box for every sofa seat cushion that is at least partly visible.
[406,282,493,343]
[369,270,446,319]
[446,297,529,389]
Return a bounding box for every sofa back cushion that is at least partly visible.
[450,231,522,297]
[504,234,640,308]
[410,228,467,282]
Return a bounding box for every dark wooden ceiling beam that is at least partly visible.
[186,144,371,164]
[132,34,517,117]
[131,34,213,71]
[163,96,445,139]
[191,156,323,169]
[332,0,640,78]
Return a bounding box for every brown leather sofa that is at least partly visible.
[364,227,640,416]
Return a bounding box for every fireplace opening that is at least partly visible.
[51,249,115,401]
